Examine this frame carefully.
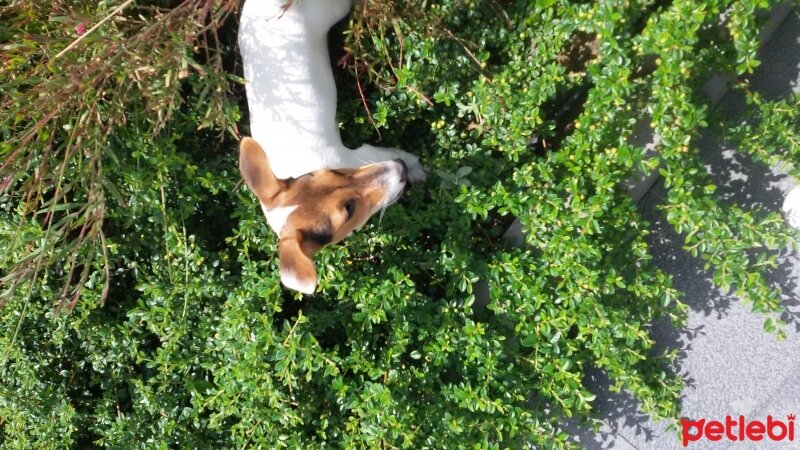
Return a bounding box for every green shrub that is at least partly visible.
[1,0,798,449]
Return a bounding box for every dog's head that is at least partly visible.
[238,137,408,294]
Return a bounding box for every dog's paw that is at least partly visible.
[394,150,428,183]
[352,144,428,182]
[783,185,800,229]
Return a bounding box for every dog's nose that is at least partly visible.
[395,159,408,183]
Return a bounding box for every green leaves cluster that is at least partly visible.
[641,0,799,335]
[0,0,240,309]
[1,0,799,449]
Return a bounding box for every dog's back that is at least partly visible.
[238,0,352,179]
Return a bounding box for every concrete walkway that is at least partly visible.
[569,10,800,450]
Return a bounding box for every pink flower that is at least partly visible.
[75,22,87,35]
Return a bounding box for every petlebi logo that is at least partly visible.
[681,414,796,447]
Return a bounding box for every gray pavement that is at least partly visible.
[569,10,800,450]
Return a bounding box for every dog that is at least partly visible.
[238,0,426,294]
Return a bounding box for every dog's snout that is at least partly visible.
[395,159,408,183]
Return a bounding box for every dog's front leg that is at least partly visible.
[348,144,427,182]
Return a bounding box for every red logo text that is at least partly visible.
[681,415,796,447]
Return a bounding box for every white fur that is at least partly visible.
[280,267,316,295]
[238,0,426,181]
[262,204,298,233]
[370,160,406,214]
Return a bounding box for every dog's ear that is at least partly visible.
[278,233,319,294]
[239,137,284,203]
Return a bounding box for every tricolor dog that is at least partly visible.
[238,0,426,294]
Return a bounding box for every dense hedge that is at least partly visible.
[1,0,798,448]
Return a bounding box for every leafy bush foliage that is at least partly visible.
[1,0,798,448]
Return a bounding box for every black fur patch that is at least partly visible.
[304,218,333,246]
